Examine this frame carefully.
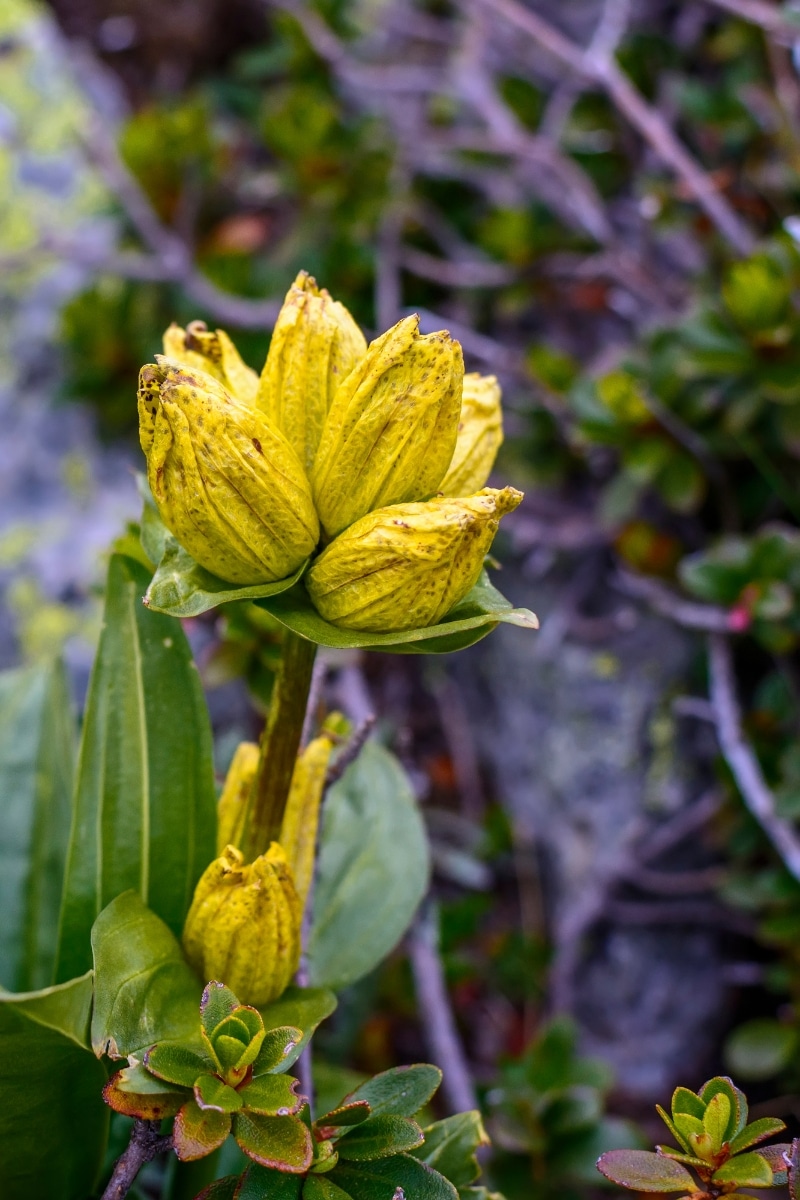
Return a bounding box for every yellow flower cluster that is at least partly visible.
[139,272,522,633]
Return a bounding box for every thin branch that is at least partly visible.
[477,0,756,254]
[101,1120,172,1200]
[409,903,479,1115]
[325,715,376,788]
[613,570,736,632]
[709,633,800,883]
[705,0,800,41]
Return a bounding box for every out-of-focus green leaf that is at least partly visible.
[0,973,108,1200]
[411,1113,489,1187]
[91,890,200,1058]
[55,553,216,981]
[309,744,430,989]
[0,658,74,990]
[724,1018,799,1081]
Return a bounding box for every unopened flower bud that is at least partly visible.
[216,742,259,855]
[306,486,523,632]
[439,373,503,496]
[312,315,464,540]
[139,360,319,584]
[183,844,302,1006]
[163,321,259,407]
[258,272,367,471]
[279,734,334,905]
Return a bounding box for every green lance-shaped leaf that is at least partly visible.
[308,744,430,990]
[91,891,201,1058]
[336,1115,425,1161]
[0,973,108,1200]
[330,1153,458,1200]
[343,1065,443,1119]
[0,659,74,991]
[55,553,217,981]
[729,1118,787,1156]
[596,1150,697,1192]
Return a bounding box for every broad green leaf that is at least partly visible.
[91,891,201,1058]
[0,659,74,990]
[174,1100,231,1160]
[257,572,537,655]
[344,1065,442,1119]
[728,1118,787,1155]
[671,1087,705,1122]
[304,1179,354,1200]
[337,1116,424,1161]
[201,981,241,1036]
[725,1019,799,1082]
[145,534,309,618]
[309,744,430,989]
[237,1165,304,1200]
[146,1041,209,1087]
[712,1153,773,1187]
[596,1150,696,1192]
[411,1113,489,1187]
[0,974,108,1200]
[55,554,216,981]
[238,1074,304,1116]
[257,987,337,1073]
[331,1153,458,1200]
[233,1112,313,1170]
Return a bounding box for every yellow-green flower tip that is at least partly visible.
[183,843,302,1007]
[138,358,319,584]
[306,486,523,633]
[311,315,464,540]
[163,321,259,408]
[439,373,503,496]
[257,271,367,472]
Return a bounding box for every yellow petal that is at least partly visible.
[439,373,503,496]
[162,321,259,407]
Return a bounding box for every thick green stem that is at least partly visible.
[241,630,317,861]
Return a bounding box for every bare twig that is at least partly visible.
[325,715,377,788]
[477,0,756,254]
[409,903,479,1115]
[613,570,735,632]
[709,633,800,882]
[101,1120,172,1200]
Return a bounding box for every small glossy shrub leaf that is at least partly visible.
[671,1088,706,1122]
[234,1112,313,1171]
[145,535,309,618]
[174,1100,232,1161]
[316,1103,372,1130]
[344,1065,442,1118]
[754,1143,792,1185]
[712,1153,773,1188]
[145,1042,209,1087]
[257,987,336,1072]
[703,1093,731,1153]
[0,974,108,1200]
[237,1165,304,1200]
[331,1154,458,1200]
[253,1025,305,1075]
[257,573,537,655]
[337,1116,424,1161]
[656,1105,692,1152]
[673,1113,704,1141]
[309,744,429,990]
[729,1118,787,1154]
[103,1065,185,1120]
[196,1074,244,1113]
[238,1074,304,1116]
[91,891,200,1058]
[656,1147,708,1169]
[201,981,241,1036]
[0,659,74,991]
[56,554,216,981]
[410,1112,489,1187]
[304,1178,354,1200]
[596,1150,695,1192]
[699,1077,746,1139]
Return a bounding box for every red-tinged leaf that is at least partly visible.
[234,1112,313,1172]
[315,1102,372,1136]
[193,1177,239,1200]
[201,982,241,1037]
[195,1073,243,1113]
[144,1042,209,1088]
[103,1068,185,1121]
[712,1153,773,1188]
[597,1150,696,1192]
[753,1143,792,1184]
[238,1074,304,1116]
[728,1120,787,1155]
[173,1100,232,1161]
